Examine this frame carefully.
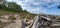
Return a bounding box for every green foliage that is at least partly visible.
[0,2,29,13]
[0,0,4,1]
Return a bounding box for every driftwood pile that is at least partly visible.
[22,15,60,28]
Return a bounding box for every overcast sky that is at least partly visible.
[6,0,60,15]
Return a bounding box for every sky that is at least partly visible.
[6,0,60,15]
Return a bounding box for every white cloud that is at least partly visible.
[6,0,60,15]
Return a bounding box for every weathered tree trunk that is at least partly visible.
[32,15,40,28]
[25,15,52,28]
[22,20,25,28]
[32,15,52,28]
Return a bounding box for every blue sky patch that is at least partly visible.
[6,0,60,15]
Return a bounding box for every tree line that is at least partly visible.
[0,1,29,13]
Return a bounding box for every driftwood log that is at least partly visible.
[22,15,60,28]
[31,15,52,28]
[24,15,52,28]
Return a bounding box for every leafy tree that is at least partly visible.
[7,2,23,12]
[0,0,4,1]
[0,2,29,13]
